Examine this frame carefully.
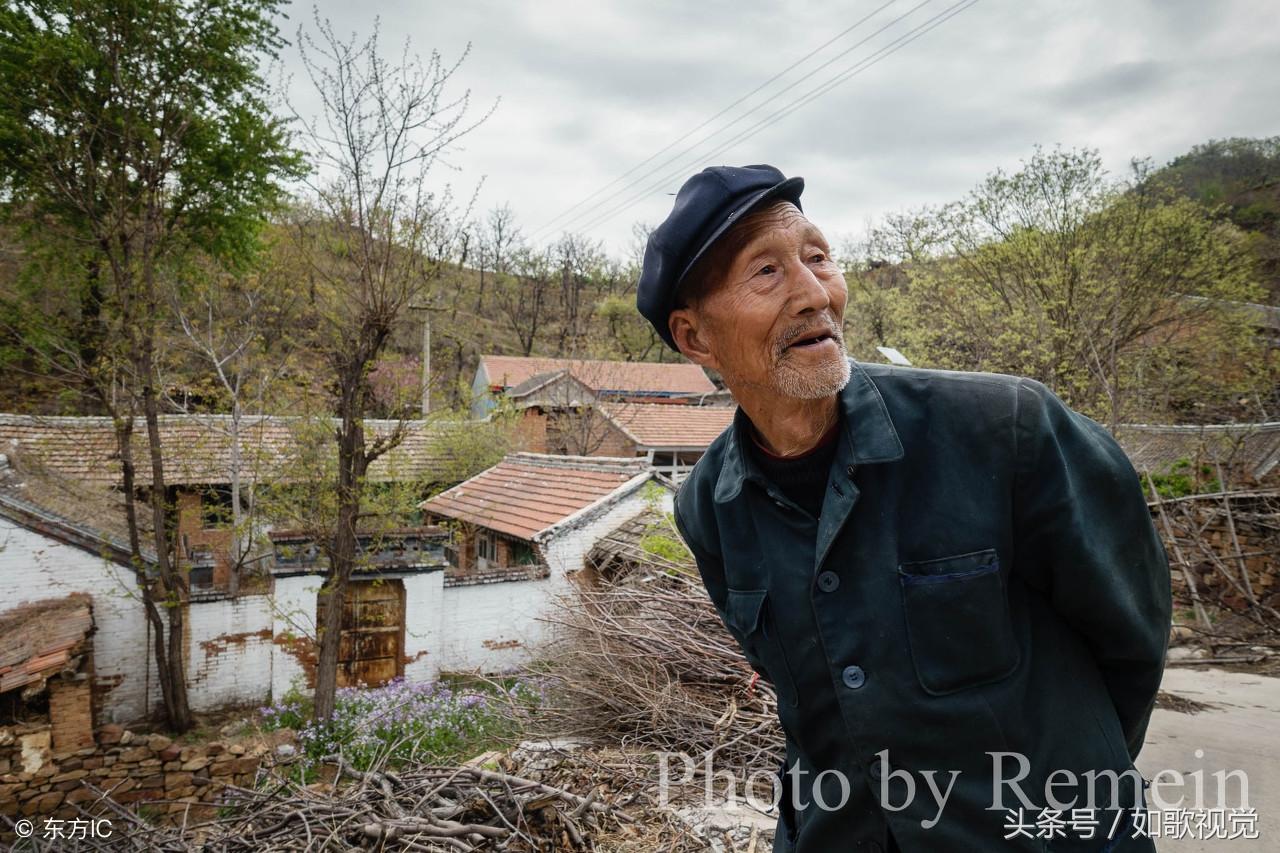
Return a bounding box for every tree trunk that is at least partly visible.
[111,415,175,725]
[313,397,367,722]
[229,395,243,597]
[141,340,195,733]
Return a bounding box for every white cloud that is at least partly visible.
[283,0,1280,254]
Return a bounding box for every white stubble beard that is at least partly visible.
[771,326,851,399]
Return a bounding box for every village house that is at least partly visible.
[0,415,676,728]
[592,403,736,481]
[507,379,736,479]
[0,414,454,728]
[0,414,450,596]
[472,355,733,479]
[419,452,674,671]
[470,354,717,420]
[0,453,260,728]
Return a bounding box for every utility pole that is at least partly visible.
[409,304,441,417]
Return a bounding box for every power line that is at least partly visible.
[537,0,936,240]
[571,0,978,236]
[570,0,975,236]
[531,0,901,240]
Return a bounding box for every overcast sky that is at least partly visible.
[281,0,1280,258]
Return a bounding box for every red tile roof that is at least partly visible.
[0,414,453,487]
[599,403,736,450]
[0,593,93,695]
[480,356,714,397]
[418,453,650,540]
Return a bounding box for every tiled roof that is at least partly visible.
[0,593,93,695]
[507,370,596,405]
[418,452,650,540]
[1114,422,1280,481]
[585,507,672,579]
[0,457,156,566]
[0,414,454,487]
[479,356,714,397]
[599,403,736,450]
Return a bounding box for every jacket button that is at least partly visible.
[846,465,856,477]
[817,571,840,592]
[842,665,866,690]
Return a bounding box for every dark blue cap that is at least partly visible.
[637,164,804,351]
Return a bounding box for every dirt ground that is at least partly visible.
[1137,665,1280,852]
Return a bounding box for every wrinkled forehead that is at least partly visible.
[730,201,826,257]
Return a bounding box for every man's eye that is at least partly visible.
[756,264,776,276]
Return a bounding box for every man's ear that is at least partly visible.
[669,307,718,370]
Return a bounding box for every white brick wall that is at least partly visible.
[440,578,557,672]
[186,595,273,711]
[269,573,321,701]
[0,516,162,724]
[541,485,674,579]
[403,571,445,682]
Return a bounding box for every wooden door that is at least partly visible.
[337,579,405,688]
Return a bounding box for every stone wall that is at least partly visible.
[0,721,293,841]
[1159,496,1280,611]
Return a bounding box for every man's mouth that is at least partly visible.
[786,329,837,350]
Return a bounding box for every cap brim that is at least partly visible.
[673,175,805,290]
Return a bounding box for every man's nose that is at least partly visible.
[785,258,831,315]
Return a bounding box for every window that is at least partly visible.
[512,540,539,566]
[476,531,496,563]
[200,485,234,529]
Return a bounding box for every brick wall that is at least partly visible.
[516,409,549,453]
[585,416,636,458]
[269,574,321,698]
[401,571,444,683]
[186,595,274,711]
[47,677,94,754]
[1162,499,1280,610]
[175,489,235,590]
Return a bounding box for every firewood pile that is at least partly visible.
[67,752,639,851]
[538,557,783,776]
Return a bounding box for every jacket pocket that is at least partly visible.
[898,548,1020,695]
[725,588,800,708]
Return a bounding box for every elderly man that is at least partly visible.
[637,165,1171,852]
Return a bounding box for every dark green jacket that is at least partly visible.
[673,358,1172,853]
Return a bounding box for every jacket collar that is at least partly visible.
[714,357,904,503]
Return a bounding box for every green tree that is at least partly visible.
[0,0,301,731]
[849,147,1269,425]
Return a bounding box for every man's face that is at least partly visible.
[670,202,850,400]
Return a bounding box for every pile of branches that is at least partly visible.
[1145,476,1280,650]
[71,754,630,852]
[538,536,782,775]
